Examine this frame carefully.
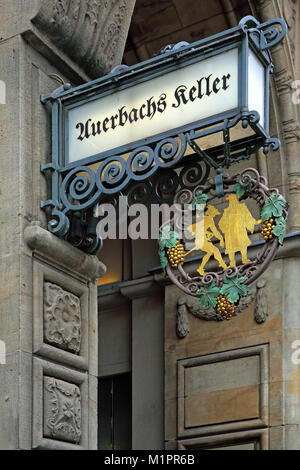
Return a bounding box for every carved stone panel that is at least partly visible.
[33,261,90,371]
[177,345,269,438]
[283,0,296,59]
[33,357,88,449]
[43,376,81,444]
[44,282,81,353]
[32,0,137,79]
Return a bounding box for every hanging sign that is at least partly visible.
[40,15,287,256]
[68,48,239,164]
[158,168,288,321]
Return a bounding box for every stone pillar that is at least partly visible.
[281,254,300,449]
[0,0,135,450]
[255,0,300,230]
[120,277,165,451]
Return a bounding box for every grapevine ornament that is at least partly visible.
[167,241,185,269]
[216,295,235,320]
[158,168,288,321]
[261,219,275,241]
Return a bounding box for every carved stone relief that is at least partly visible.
[177,280,268,338]
[283,0,296,29]
[44,282,81,353]
[283,0,296,60]
[32,0,136,79]
[43,376,81,444]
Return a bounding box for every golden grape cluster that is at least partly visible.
[216,294,235,320]
[261,218,275,241]
[167,241,185,269]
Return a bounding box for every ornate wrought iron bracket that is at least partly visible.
[239,16,287,51]
[40,15,287,255]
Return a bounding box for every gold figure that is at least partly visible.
[218,193,259,267]
[186,205,227,276]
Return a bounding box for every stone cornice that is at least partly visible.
[98,282,130,311]
[120,276,162,300]
[24,223,106,281]
[97,275,164,311]
[31,0,136,81]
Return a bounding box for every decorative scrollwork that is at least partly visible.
[61,166,98,210]
[179,161,210,189]
[176,279,268,335]
[154,169,179,204]
[42,133,189,249]
[39,202,70,237]
[239,16,288,52]
[127,180,153,205]
[241,110,260,129]
[60,133,188,213]
[102,151,211,207]
[258,19,288,51]
[263,138,280,155]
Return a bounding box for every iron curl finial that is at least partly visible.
[239,15,287,52]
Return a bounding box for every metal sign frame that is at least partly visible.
[40,15,287,254]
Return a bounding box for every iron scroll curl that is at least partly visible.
[239,16,288,51]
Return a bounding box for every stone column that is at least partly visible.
[255,0,300,230]
[120,277,165,451]
[255,0,300,450]
[0,0,135,450]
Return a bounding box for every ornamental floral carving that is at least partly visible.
[176,279,268,338]
[44,282,81,353]
[33,0,136,79]
[52,0,69,24]
[44,377,81,444]
[283,0,296,30]
[86,0,100,25]
[283,0,296,60]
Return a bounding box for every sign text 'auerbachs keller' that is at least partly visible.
[67,48,246,164]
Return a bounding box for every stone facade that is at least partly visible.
[1,0,300,451]
[0,0,130,450]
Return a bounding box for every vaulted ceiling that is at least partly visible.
[123,0,254,66]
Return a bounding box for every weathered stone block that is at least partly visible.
[43,376,81,444]
[177,345,269,438]
[44,282,81,354]
[33,260,89,370]
[33,357,88,450]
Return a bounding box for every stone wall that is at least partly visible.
[0,0,135,450]
[157,236,300,450]
[1,0,300,451]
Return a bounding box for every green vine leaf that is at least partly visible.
[220,275,248,304]
[233,177,252,199]
[197,282,220,309]
[158,225,179,250]
[261,194,287,221]
[188,190,208,211]
[159,249,168,270]
[272,216,286,245]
